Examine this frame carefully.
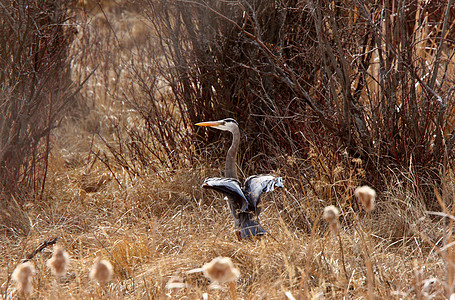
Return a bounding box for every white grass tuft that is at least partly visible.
[46,244,70,277]
[354,185,377,212]
[202,256,240,284]
[89,258,113,283]
[11,261,35,296]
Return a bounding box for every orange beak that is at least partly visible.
[195,121,223,127]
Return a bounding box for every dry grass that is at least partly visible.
[1,158,453,298]
[1,2,455,299]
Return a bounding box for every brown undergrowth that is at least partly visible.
[2,157,452,298]
[1,1,454,299]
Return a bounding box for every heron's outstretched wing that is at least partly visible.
[202,177,250,212]
[243,175,284,208]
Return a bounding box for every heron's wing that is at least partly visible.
[243,175,284,208]
[202,177,249,212]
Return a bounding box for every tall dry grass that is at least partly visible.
[3,163,452,298]
[1,0,454,299]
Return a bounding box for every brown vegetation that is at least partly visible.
[1,0,454,298]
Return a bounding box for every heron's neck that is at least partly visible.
[225,127,240,179]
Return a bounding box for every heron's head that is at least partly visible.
[195,118,239,133]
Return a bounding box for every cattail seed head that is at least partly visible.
[11,261,35,295]
[202,257,240,283]
[46,245,69,277]
[323,205,340,232]
[323,205,340,224]
[89,258,113,283]
[354,185,376,212]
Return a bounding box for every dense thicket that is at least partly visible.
[137,0,455,205]
[3,0,452,210]
[0,1,76,218]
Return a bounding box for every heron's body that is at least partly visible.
[196,118,283,239]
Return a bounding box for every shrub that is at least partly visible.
[136,0,455,207]
[0,1,76,231]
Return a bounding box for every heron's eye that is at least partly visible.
[222,121,226,125]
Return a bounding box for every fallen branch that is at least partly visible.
[24,237,58,261]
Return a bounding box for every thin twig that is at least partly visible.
[24,237,58,261]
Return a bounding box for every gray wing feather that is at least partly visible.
[243,175,284,207]
[202,177,250,212]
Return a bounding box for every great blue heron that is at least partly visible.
[196,118,283,239]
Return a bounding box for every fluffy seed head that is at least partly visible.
[323,205,340,224]
[89,258,113,283]
[323,205,340,232]
[202,257,240,283]
[354,185,377,212]
[46,245,69,277]
[11,261,35,295]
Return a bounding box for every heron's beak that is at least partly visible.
[195,121,223,127]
